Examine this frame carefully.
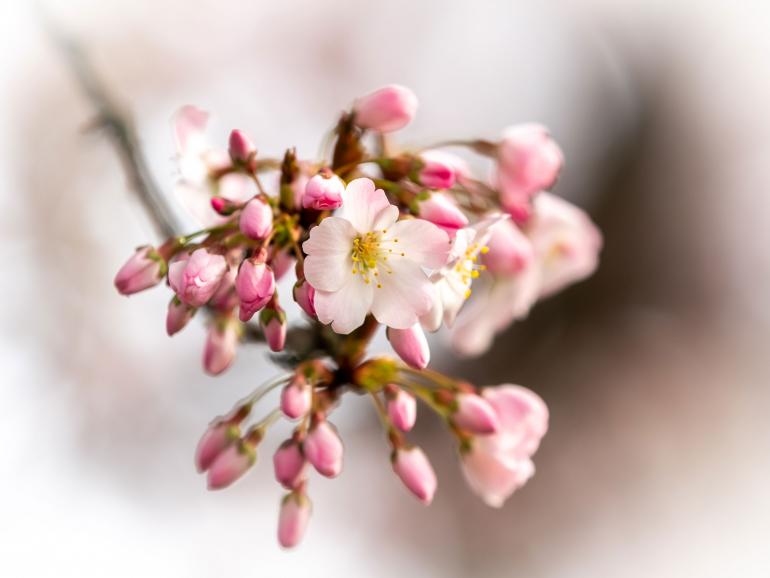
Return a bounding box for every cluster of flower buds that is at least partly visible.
[114,84,601,547]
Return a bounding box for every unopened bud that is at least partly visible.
[114,246,166,295]
[303,170,345,210]
[453,393,500,434]
[260,303,287,352]
[280,376,312,420]
[206,440,256,490]
[392,446,437,505]
[273,439,306,490]
[304,417,343,478]
[278,490,312,549]
[353,84,418,133]
[166,296,196,336]
[386,324,430,369]
[228,129,256,163]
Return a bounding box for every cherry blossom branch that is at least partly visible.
[48,21,183,239]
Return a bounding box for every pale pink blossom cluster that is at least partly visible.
[114,84,600,548]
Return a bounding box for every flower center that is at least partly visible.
[351,229,404,288]
[454,242,488,299]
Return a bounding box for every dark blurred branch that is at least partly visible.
[45,18,183,239]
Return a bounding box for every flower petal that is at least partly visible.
[314,276,374,334]
[461,449,533,508]
[303,217,357,292]
[371,259,434,329]
[385,219,450,270]
[341,178,392,234]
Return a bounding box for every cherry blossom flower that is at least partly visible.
[461,384,548,507]
[172,106,255,227]
[303,178,450,334]
[528,192,603,299]
[496,124,563,223]
[420,216,502,332]
[450,219,538,355]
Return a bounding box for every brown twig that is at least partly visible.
[46,18,183,239]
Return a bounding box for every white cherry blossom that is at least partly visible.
[302,178,450,334]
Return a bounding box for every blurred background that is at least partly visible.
[2,0,769,576]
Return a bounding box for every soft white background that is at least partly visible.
[1,0,769,576]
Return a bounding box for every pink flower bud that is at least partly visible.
[392,446,437,505]
[239,198,273,240]
[387,388,417,432]
[417,156,455,190]
[235,259,275,322]
[453,393,500,434]
[273,439,306,490]
[203,321,239,375]
[386,324,430,369]
[168,248,228,307]
[420,149,471,184]
[303,172,345,210]
[304,418,343,478]
[207,441,256,490]
[228,129,256,163]
[260,304,287,352]
[481,219,534,276]
[195,420,237,473]
[293,280,316,318]
[353,84,418,133]
[166,297,196,336]
[278,491,312,549]
[415,193,469,231]
[114,246,165,295]
[497,124,563,223]
[280,377,312,420]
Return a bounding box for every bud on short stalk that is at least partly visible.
[195,420,240,473]
[236,253,275,322]
[228,129,257,164]
[260,301,287,352]
[303,169,345,210]
[168,248,228,308]
[281,375,312,420]
[207,435,260,490]
[414,156,455,190]
[114,246,167,295]
[166,296,196,336]
[414,192,469,231]
[392,446,437,505]
[353,84,418,133]
[386,324,430,370]
[239,197,273,240]
[273,438,306,490]
[385,385,417,432]
[304,415,344,478]
[278,489,312,549]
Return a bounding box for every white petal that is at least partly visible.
[314,276,374,334]
[302,218,357,292]
[341,178,392,234]
[385,219,450,269]
[371,259,434,329]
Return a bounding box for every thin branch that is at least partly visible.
[45,17,183,239]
